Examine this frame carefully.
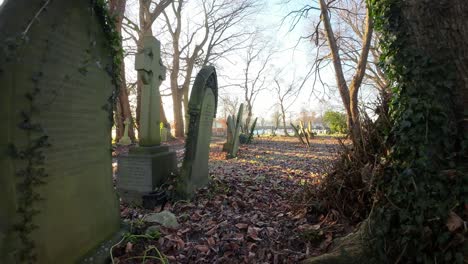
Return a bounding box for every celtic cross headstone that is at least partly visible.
[116,35,176,206]
[135,35,166,146]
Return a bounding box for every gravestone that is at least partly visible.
[116,35,177,206]
[161,123,168,142]
[0,1,120,263]
[178,66,219,198]
[118,118,132,145]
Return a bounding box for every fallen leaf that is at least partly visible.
[447,211,463,232]
[207,237,216,246]
[194,244,210,253]
[247,226,262,241]
[235,223,249,229]
[125,242,133,253]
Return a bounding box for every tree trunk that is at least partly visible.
[183,83,189,135]
[173,92,185,137]
[281,105,288,136]
[136,77,142,131]
[110,0,135,141]
[305,0,468,262]
[244,103,252,132]
[118,61,136,140]
[136,0,171,134]
[318,0,373,144]
[160,100,168,126]
[115,97,124,139]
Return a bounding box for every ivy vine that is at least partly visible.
[369,0,467,263]
[92,0,124,124]
[8,75,51,263]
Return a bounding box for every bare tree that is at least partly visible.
[334,1,390,112]
[286,0,373,144]
[199,0,258,67]
[273,68,313,135]
[319,0,373,144]
[120,0,173,133]
[163,0,209,137]
[271,108,282,136]
[163,0,259,137]
[110,0,137,141]
[219,94,240,119]
[240,35,275,130]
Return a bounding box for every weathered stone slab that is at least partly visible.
[179,66,219,198]
[117,147,177,205]
[0,1,120,263]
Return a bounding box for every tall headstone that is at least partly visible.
[135,36,165,146]
[0,1,120,263]
[178,66,219,198]
[116,36,177,206]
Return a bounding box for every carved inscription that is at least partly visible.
[31,27,112,179]
[191,88,216,185]
[117,157,153,192]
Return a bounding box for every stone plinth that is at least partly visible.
[116,146,177,205]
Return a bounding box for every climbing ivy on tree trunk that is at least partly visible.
[370,0,468,263]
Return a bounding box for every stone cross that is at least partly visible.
[118,118,132,145]
[135,35,166,147]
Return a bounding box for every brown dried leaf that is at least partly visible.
[191,212,202,221]
[247,226,262,241]
[206,226,217,236]
[447,211,463,232]
[207,237,216,247]
[164,234,185,249]
[235,223,249,229]
[125,242,133,253]
[194,244,210,253]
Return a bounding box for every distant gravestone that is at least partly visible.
[118,118,132,145]
[116,35,177,206]
[178,66,218,197]
[161,123,168,142]
[0,1,120,263]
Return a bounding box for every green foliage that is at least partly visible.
[9,79,51,263]
[323,111,347,134]
[92,0,124,124]
[239,133,249,144]
[369,0,467,263]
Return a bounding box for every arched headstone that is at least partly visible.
[179,66,218,197]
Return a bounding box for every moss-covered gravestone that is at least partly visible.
[178,66,219,198]
[0,1,120,263]
[116,35,177,206]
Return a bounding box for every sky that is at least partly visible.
[122,0,343,124]
[0,0,378,124]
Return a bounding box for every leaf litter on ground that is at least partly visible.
[114,136,356,263]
